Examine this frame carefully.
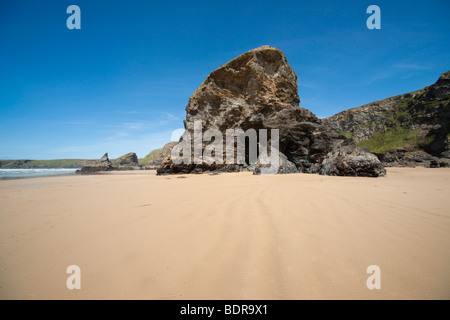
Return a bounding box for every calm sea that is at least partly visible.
[0,168,79,179]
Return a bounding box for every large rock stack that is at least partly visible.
[158,46,385,177]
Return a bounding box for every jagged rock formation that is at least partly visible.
[100,153,110,162]
[158,46,385,177]
[111,152,140,170]
[76,144,181,174]
[140,142,178,169]
[77,153,113,174]
[77,152,141,174]
[324,71,450,167]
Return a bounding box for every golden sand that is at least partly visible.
[0,168,449,299]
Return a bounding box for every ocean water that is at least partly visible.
[0,168,79,179]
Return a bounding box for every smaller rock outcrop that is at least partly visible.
[111,152,140,170]
[253,152,299,175]
[319,142,386,177]
[77,153,113,174]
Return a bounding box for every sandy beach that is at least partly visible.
[0,168,449,300]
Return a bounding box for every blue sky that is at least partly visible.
[0,0,449,160]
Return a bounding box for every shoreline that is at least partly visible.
[0,173,79,181]
[0,167,449,299]
[3,162,448,180]
[0,168,80,181]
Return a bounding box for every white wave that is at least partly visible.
[0,168,79,178]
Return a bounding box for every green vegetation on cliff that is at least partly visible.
[140,142,177,165]
[357,126,421,154]
[326,71,450,157]
[340,131,353,139]
[139,148,163,165]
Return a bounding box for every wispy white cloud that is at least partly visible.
[400,72,419,80]
[98,112,182,133]
[298,80,317,89]
[123,122,145,130]
[365,72,394,85]
[342,71,395,88]
[160,112,179,121]
[105,131,131,141]
[115,110,141,115]
[394,63,433,70]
